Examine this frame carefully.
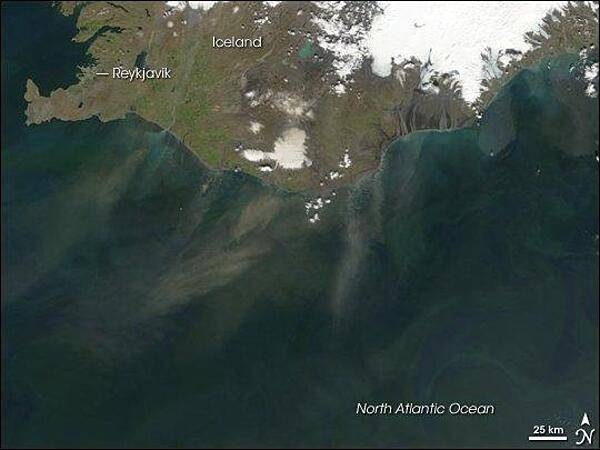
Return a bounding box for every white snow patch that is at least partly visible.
[272,128,311,169]
[167,0,277,12]
[166,1,222,11]
[249,121,264,134]
[338,149,352,169]
[241,128,311,170]
[272,92,310,118]
[242,149,266,162]
[329,170,342,180]
[366,1,566,102]
[254,16,271,26]
[333,82,346,95]
[312,1,372,80]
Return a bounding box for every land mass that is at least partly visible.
[24,1,598,191]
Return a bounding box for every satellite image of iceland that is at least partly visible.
[1,1,599,448]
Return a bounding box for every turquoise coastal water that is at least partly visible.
[2,3,598,448]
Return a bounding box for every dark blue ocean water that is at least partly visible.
[2,3,598,448]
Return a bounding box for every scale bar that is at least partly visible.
[528,436,567,441]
